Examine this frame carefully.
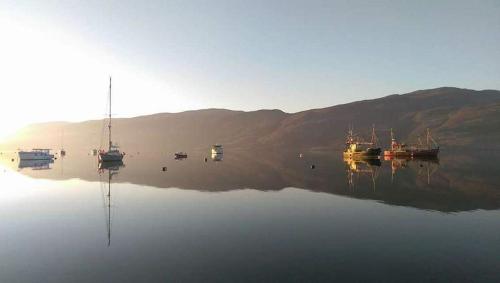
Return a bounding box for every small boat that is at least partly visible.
[211,144,223,155]
[174,152,188,159]
[343,126,381,159]
[18,149,54,160]
[98,77,125,163]
[211,152,223,161]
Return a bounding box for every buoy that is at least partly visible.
[299,153,303,158]
[162,167,167,171]
[311,164,315,169]
[204,157,208,162]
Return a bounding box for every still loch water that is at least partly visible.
[0,150,499,282]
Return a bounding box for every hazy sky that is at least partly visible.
[1,0,499,136]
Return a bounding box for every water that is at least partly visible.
[0,150,499,282]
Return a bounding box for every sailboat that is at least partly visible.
[99,77,125,162]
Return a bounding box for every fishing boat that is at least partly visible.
[411,128,440,157]
[343,126,381,159]
[384,128,439,158]
[18,149,54,160]
[99,77,125,163]
[211,144,223,155]
[383,129,412,157]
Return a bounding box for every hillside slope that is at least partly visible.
[2,87,499,152]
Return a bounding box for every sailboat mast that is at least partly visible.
[108,76,112,152]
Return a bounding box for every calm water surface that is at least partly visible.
[0,150,499,282]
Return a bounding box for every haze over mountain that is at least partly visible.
[2,87,499,152]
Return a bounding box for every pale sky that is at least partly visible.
[1,0,499,137]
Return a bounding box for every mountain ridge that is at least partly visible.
[2,87,500,152]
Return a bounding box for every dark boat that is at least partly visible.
[174,152,188,159]
[384,128,439,158]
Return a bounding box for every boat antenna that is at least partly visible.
[108,76,112,152]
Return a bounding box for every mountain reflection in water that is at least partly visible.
[3,149,500,212]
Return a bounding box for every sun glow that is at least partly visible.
[0,11,202,143]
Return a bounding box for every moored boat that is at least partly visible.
[343,126,381,159]
[18,149,54,160]
[384,128,439,158]
[174,152,188,159]
[211,144,223,155]
[98,77,125,163]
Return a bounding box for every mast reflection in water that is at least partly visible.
[99,160,124,247]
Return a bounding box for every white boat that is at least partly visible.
[99,77,125,163]
[18,159,54,170]
[211,144,223,155]
[211,152,223,161]
[18,149,54,160]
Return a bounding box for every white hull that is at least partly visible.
[211,145,223,155]
[18,151,54,160]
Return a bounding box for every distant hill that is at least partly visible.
[2,87,500,152]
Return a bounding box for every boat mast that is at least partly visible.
[108,76,112,152]
[427,128,430,150]
[371,124,377,145]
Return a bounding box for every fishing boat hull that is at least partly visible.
[343,148,381,159]
[410,148,439,157]
[383,150,412,157]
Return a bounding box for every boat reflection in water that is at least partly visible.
[343,157,381,191]
[385,155,439,184]
[18,159,54,171]
[211,152,223,162]
[98,160,124,247]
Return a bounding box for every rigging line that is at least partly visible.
[99,87,110,150]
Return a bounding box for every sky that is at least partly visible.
[0,0,499,137]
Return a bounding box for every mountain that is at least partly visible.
[2,87,500,152]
